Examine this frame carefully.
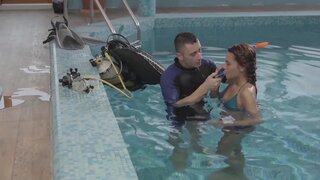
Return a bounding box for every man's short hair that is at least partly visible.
[174,32,198,53]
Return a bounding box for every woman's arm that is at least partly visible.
[209,86,261,127]
[229,86,261,126]
[236,86,261,125]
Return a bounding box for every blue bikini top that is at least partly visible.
[221,82,247,111]
[223,95,239,111]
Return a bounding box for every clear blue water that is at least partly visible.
[103,21,320,179]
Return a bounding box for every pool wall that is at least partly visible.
[153,12,320,50]
[50,23,140,179]
[51,12,320,179]
[69,0,320,9]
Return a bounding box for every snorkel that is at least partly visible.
[254,41,269,49]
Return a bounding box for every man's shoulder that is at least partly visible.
[161,63,178,84]
[162,63,181,76]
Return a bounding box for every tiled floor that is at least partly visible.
[0,9,106,180]
[0,10,53,180]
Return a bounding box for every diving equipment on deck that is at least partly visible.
[59,68,94,93]
[90,33,165,91]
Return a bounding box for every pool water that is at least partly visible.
[103,21,320,179]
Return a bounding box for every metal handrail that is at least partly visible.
[90,0,141,45]
[89,0,94,24]
[92,0,116,34]
[63,0,115,33]
[63,0,140,46]
[63,0,68,20]
[121,0,141,46]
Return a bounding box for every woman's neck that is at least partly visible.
[229,76,247,87]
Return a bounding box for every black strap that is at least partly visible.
[43,16,67,44]
[43,30,56,44]
[106,33,131,51]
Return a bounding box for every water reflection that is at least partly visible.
[168,122,205,172]
[208,127,254,180]
[167,120,255,179]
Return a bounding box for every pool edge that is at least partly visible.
[50,42,138,179]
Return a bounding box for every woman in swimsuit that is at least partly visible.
[177,43,261,127]
[177,43,262,178]
[208,44,262,179]
[210,43,261,128]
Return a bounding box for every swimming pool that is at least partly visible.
[93,13,320,179]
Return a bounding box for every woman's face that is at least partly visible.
[223,52,243,81]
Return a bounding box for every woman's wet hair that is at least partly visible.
[228,43,257,91]
[174,32,198,53]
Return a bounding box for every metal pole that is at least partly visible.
[63,0,68,20]
[94,0,116,34]
[122,0,141,43]
[90,0,94,24]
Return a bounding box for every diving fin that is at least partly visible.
[81,36,108,45]
[43,16,85,50]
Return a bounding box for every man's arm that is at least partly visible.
[160,67,180,107]
[175,71,221,107]
[209,85,220,98]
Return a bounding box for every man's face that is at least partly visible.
[176,40,202,69]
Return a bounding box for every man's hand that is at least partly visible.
[204,71,221,90]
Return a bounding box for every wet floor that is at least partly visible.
[0,87,50,110]
[1,63,51,110]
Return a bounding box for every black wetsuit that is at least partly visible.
[160,58,217,123]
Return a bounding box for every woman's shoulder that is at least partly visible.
[240,83,256,99]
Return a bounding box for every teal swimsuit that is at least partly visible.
[222,82,247,111]
[221,82,255,132]
[223,95,240,111]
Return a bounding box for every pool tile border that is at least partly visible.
[51,44,138,179]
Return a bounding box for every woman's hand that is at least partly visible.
[207,119,224,128]
[208,115,236,128]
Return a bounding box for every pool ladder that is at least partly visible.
[63,0,141,48]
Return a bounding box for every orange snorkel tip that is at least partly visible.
[254,42,269,49]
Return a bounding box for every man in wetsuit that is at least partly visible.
[160,32,221,124]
